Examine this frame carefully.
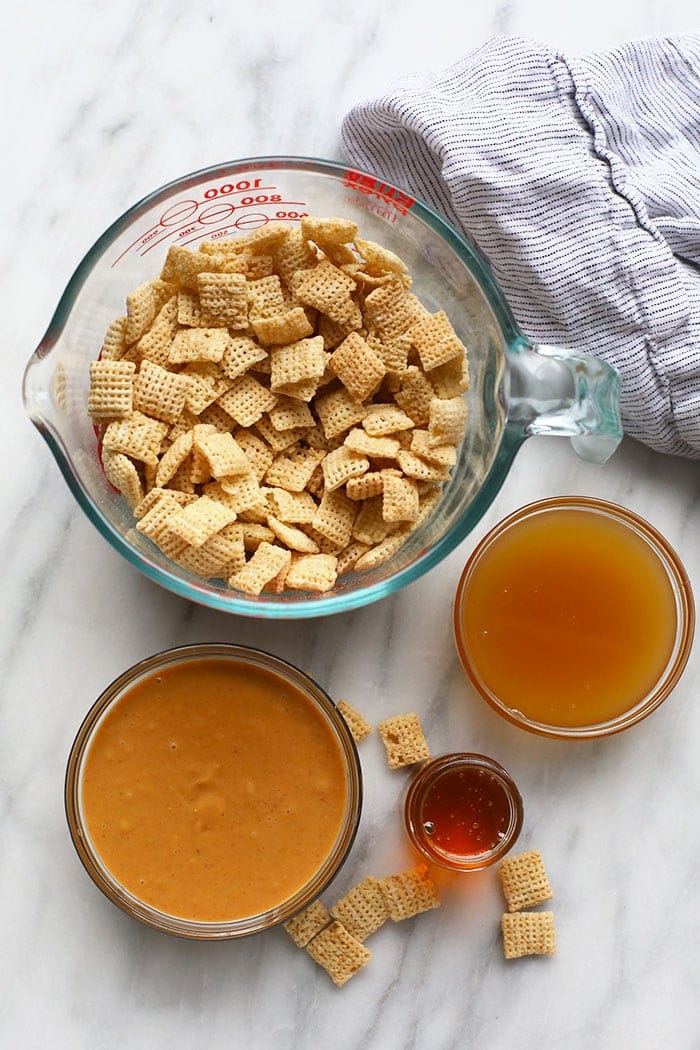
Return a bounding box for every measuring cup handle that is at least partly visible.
[507,340,623,464]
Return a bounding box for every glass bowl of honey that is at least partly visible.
[65,644,362,938]
[404,753,523,871]
[453,497,695,739]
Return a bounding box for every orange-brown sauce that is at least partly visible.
[81,658,347,922]
[457,509,677,728]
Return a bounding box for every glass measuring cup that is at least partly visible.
[22,157,622,618]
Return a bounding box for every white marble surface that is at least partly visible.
[3,2,699,1048]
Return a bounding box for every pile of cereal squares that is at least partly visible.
[88,217,469,594]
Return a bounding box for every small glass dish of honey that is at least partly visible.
[405,753,523,871]
[454,497,695,739]
[402,755,522,869]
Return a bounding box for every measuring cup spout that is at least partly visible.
[23,341,57,428]
[507,340,622,464]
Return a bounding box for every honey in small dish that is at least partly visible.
[454,498,694,737]
[404,754,523,871]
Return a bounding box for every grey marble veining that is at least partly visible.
[3,2,700,1048]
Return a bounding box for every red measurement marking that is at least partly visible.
[112,223,163,267]
[197,200,237,225]
[160,199,200,226]
[141,219,207,255]
[178,213,301,246]
[111,187,278,267]
[342,169,414,216]
[141,201,309,253]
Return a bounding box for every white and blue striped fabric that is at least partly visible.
[341,35,700,459]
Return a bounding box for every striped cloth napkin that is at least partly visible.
[341,35,700,459]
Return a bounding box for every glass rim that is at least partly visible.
[404,752,524,871]
[28,155,525,620]
[64,642,363,939]
[453,496,696,740]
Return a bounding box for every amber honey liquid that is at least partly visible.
[420,766,511,859]
[457,508,677,728]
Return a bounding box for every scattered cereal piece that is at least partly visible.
[396,449,452,483]
[268,395,315,432]
[284,900,332,949]
[306,921,371,987]
[355,238,409,277]
[501,912,556,959]
[136,492,186,545]
[133,487,194,519]
[236,430,275,480]
[177,289,203,327]
[337,700,372,744]
[255,416,306,453]
[499,851,554,913]
[428,352,470,398]
[137,297,179,368]
[330,878,388,942]
[218,472,264,514]
[410,429,458,469]
[239,523,276,551]
[378,864,440,922]
[394,366,434,425]
[377,713,430,769]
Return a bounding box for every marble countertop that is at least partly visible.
[3,2,699,1048]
